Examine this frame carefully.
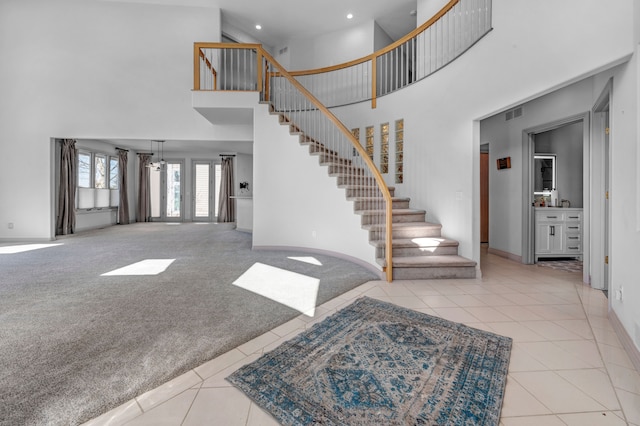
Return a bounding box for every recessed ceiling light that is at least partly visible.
[255,24,262,30]
[346,13,353,20]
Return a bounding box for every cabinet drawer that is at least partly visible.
[565,212,583,222]
[536,211,564,222]
[565,224,581,233]
[566,234,582,244]
[566,243,582,253]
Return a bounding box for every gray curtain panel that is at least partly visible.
[56,139,77,235]
[217,157,235,222]
[137,153,152,222]
[118,150,130,225]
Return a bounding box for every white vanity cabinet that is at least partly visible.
[535,208,583,261]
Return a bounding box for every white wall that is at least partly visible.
[592,53,640,351]
[236,153,253,197]
[373,22,394,52]
[417,0,450,27]
[333,0,634,267]
[0,0,221,240]
[285,21,376,70]
[480,78,594,257]
[252,102,380,274]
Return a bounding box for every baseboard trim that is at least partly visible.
[609,309,640,373]
[252,245,384,280]
[0,237,54,243]
[487,247,523,263]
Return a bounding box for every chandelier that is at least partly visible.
[147,140,166,171]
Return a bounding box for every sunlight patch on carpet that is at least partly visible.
[0,243,63,254]
[287,256,323,266]
[233,262,319,316]
[101,259,175,276]
[228,297,512,425]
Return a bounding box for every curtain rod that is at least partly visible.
[115,147,129,152]
[219,154,236,157]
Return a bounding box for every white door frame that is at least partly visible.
[590,78,613,290]
[191,159,214,222]
[521,112,590,285]
[160,159,185,222]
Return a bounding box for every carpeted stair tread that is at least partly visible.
[363,221,442,231]
[376,255,476,268]
[369,237,459,248]
[349,196,410,202]
[357,208,426,215]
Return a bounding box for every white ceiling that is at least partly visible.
[220,0,418,47]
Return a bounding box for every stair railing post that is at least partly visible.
[256,48,263,97]
[371,55,377,109]
[386,200,393,282]
[193,43,201,91]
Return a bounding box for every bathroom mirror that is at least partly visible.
[533,154,556,194]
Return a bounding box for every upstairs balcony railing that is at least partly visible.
[192,0,492,281]
[195,0,492,108]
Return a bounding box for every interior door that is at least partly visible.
[480,152,489,243]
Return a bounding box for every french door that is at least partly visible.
[192,160,222,222]
[150,160,184,221]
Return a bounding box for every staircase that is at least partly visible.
[274,108,477,280]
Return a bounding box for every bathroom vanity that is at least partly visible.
[534,207,583,261]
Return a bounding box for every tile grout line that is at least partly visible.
[575,283,630,425]
[179,387,202,426]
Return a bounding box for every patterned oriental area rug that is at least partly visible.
[227,297,512,425]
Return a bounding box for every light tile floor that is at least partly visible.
[84,251,640,426]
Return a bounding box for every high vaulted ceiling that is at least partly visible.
[218,0,418,47]
[97,0,419,154]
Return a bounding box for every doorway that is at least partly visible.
[192,160,223,222]
[521,113,589,279]
[480,145,489,243]
[591,78,612,291]
[150,160,184,221]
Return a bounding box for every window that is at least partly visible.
[78,152,91,188]
[395,119,404,184]
[109,157,119,190]
[77,150,120,210]
[95,154,107,189]
[380,122,389,174]
[365,126,374,160]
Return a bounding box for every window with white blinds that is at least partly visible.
[76,150,119,210]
